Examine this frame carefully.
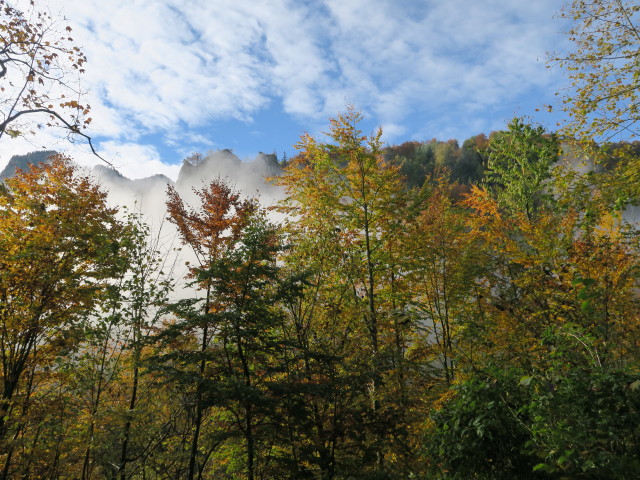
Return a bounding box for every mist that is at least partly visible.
[91,149,283,217]
[88,149,286,297]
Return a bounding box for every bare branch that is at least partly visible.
[0,108,112,167]
[0,0,105,164]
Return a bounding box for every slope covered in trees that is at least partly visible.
[2,0,640,478]
[1,109,640,479]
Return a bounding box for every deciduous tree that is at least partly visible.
[553,0,640,142]
[0,0,104,159]
[275,108,425,476]
[484,118,559,220]
[0,156,123,474]
[164,180,255,480]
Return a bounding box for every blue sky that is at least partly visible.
[3,0,572,179]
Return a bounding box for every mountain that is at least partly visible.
[176,149,282,189]
[0,150,57,180]
[0,148,287,223]
[91,164,174,216]
[87,149,284,218]
[93,164,173,193]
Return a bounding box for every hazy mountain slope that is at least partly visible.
[0,150,57,180]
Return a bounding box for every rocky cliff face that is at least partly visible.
[93,164,173,192]
[1,149,282,188]
[90,149,283,216]
[176,149,282,189]
[1,149,284,218]
[0,150,57,180]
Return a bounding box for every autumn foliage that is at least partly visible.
[1,100,640,478]
[2,0,640,474]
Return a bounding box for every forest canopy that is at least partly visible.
[1,0,640,479]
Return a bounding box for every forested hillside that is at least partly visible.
[2,110,640,479]
[2,0,640,479]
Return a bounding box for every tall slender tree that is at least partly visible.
[164,180,255,480]
[275,108,424,476]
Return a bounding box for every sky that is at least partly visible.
[1,0,572,180]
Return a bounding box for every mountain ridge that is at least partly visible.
[1,149,283,186]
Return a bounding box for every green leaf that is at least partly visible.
[581,300,593,313]
[519,375,533,386]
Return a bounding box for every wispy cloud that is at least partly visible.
[4,0,570,177]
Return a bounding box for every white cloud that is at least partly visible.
[2,0,571,173]
[380,123,407,143]
[92,141,181,180]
